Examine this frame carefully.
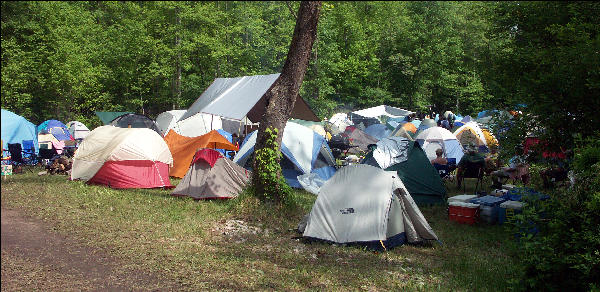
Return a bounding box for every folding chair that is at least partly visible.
[22,140,38,165]
[7,143,34,173]
[458,161,484,193]
[38,147,59,167]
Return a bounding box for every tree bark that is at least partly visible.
[252,1,321,199]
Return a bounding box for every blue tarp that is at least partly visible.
[1,109,38,153]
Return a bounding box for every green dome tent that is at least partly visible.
[362,137,446,205]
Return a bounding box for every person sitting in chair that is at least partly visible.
[456,144,486,188]
[541,149,573,189]
[431,148,448,165]
[491,146,529,188]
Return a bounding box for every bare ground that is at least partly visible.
[1,207,183,291]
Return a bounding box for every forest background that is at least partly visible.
[2,1,599,150]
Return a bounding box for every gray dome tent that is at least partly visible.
[301,164,438,250]
[109,113,161,135]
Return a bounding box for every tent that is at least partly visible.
[342,126,378,154]
[164,129,238,178]
[415,118,437,134]
[289,119,327,138]
[109,113,161,135]
[37,120,74,141]
[155,110,186,136]
[453,122,488,149]
[364,123,392,140]
[179,73,319,124]
[398,121,418,134]
[1,109,38,153]
[95,111,133,125]
[389,125,414,141]
[71,126,173,189]
[66,121,90,140]
[233,122,337,188]
[301,164,438,250]
[171,149,251,200]
[415,126,464,163]
[362,137,447,205]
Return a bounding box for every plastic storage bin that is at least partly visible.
[448,202,480,225]
[469,195,507,224]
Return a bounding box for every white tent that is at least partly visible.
[301,164,438,249]
[66,121,90,140]
[233,122,336,188]
[453,122,487,148]
[71,126,173,189]
[415,126,464,163]
[155,110,186,136]
[179,73,319,124]
[351,105,414,120]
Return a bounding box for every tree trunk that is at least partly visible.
[252,1,321,200]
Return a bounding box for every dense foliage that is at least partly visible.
[3,2,598,150]
[508,134,600,291]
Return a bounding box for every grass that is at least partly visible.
[1,168,521,291]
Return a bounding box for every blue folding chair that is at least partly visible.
[21,140,38,165]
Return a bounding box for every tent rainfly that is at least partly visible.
[164,129,238,178]
[300,164,438,250]
[95,111,133,125]
[109,113,162,135]
[362,137,447,205]
[1,109,38,152]
[179,73,319,124]
[171,148,251,200]
[233,122,337,188]
[415,126,465,163]
[37,120,74,141]
[71,126,173,189]
[155,110,187,136]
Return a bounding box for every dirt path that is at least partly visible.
[1,207,182,291]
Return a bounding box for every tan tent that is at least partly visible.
[171,149,251,200]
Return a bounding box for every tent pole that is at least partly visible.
[211,114,214,131]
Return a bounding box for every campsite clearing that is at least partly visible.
[1,170,519,291]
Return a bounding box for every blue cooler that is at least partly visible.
[498,201,524,224]
[470,196,506,224]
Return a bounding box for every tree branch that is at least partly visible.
[286,1,298,20]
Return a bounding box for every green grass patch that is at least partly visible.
[1,169,520,291]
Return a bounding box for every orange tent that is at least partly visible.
[401,122,417,134]
[164,130,238,178]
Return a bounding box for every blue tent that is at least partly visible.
[364,124,392,140]
[233,122,337,188]
[38,120,73,141]
[1,109,38,153]
[216,129,234,156]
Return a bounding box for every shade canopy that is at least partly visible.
[179,73,319,123]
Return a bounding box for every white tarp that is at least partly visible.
[179,74,280,121]
[328,113,354,133]
[71,126,173,181]
[371,137,411,169]
[302,164,438,245]
[352,105,414,119]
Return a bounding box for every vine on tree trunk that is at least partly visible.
[253,127,291,202]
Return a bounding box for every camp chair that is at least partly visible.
[38,147,58,166]
[433,163,454,183]
[22,140,38,165]
[458,161,484,193]
[7,143,34,172]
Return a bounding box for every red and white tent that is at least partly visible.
[71,126,173,189]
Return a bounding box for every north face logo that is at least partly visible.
[340,208,355,214]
